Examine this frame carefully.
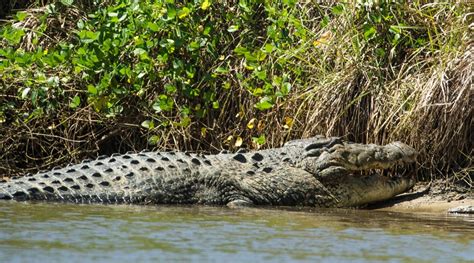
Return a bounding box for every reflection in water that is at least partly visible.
[0,202,472,262]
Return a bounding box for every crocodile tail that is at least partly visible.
[0,172,129,203]
[0,152,169,204]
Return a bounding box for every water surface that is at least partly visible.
[0,202,472,262]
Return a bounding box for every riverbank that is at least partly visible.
[369,181,474,214]
[0,1,471,188]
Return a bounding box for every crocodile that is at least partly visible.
[0,136,417,208]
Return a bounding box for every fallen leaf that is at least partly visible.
[247,118,256,129]
[234,136,243,147]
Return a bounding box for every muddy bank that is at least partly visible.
[368,181,473,214]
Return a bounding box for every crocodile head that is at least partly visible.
[287,137,417,207]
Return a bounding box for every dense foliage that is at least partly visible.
[0,1,472,187]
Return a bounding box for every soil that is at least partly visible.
[368,180,474,214]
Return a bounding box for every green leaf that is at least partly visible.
[201,0,211,10]
[141,120,155,129]
[363,25,376,40]
[148,135,161,145]
[264,43,274,53]
[87,84,98,95]
[320,16,329,28]
[77,19,84,29]
[77,30,98,44]
[177,116,191,127]
[153,95,174,112]
[147,22,160,32]
[4,28,25,44]
[133,48,147,56]
[252,88,264,96]
[375,48,386,57]
[234,46,249,56]
[389,25,402,34]
[187,41,200,51]
[16,12,28,22]
[227,25,239,32]
[255,97,273,111]
[254,70,267,80]
[252,135,266,145]
[178,7,191,19]
[167,7,176,20]
[214,67,229,74]
[21,88,31,99]
[281,82,292,95]
[244,52,258,62]
[164,84,177,94]
[331,4,344,15]
[60,0,73,6]
[69,95,81,108]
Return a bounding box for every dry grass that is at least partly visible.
[229,2,473,182]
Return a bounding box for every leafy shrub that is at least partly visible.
[1,0,306,143]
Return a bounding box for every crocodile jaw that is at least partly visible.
[331,173,415,207]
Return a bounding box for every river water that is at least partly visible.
[0,202,472,262]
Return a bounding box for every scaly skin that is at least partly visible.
[0,136,417,207]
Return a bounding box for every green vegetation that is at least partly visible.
[0,1,471,187]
